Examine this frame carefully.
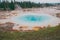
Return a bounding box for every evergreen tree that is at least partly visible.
[3,1,6,10]
[9,0,15,10]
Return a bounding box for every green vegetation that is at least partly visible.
[16,2,60,8]
[0,1,15,10]
[0,24,60,40]
[0,1,60,10]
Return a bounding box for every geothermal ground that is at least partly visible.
[0,7,60,30]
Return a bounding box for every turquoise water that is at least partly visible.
[16,15,50,22]
[11,14,60,27]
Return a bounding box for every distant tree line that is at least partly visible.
[16,2,56,8]
[0,0,15,10]
[15,2,60,8]
[0,1,60,10]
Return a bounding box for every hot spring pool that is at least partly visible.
[11,13,59,27]
[16,15,50,22]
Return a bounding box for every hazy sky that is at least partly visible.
[15,0,60,3]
